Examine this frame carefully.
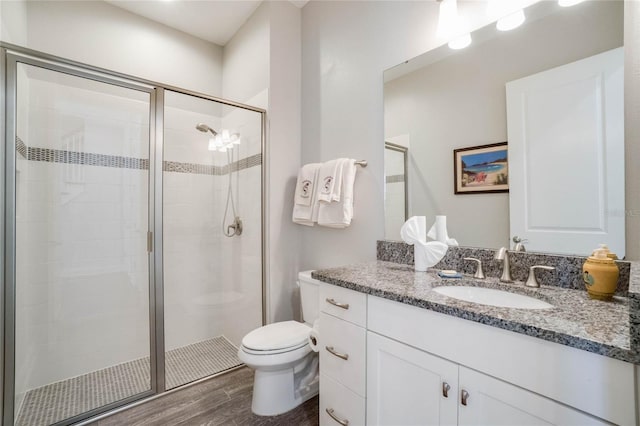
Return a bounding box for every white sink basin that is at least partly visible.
[433,286,553,310]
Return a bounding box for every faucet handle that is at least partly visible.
[525,265,555,288]
[464,257,485,279]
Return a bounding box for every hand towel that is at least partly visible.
[317,159,357,228]
[295,163,320,206]
[293,163,321,226]
[317,159,343,203]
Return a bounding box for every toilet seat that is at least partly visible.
[241,321,311,355]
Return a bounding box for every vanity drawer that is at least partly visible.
[320,311,366,397]
[320,373,365,426]
[319,282,367,327]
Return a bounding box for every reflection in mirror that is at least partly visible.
[384,141,409,240]
[383,0,625,257]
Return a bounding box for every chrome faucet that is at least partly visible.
[494,247,513,283]
[525,265,555,288]
[512,236,527,252]
[464,257,485,279]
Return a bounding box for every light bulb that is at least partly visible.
[208,138,216,151]
[448,33,472,50]
[222,129,230,143]
[497,9,525,31]
[214,134,223,147]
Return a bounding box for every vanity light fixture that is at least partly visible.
[558,0,585,6]
[437,0,472,50]
[487,0,526,32]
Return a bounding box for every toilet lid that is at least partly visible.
[242,321,311,351]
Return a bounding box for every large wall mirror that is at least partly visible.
[384,0,626,257]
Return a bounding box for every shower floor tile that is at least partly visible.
[15,336,242,426]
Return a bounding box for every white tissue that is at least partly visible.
[414,241,449,272]
[427,215,458,246]
[401,216,448,271]
[400,216,426,245]
[308,319,320,352]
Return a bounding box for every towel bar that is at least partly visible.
[354,160,367,167]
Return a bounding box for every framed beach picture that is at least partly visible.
[454,142,509,194]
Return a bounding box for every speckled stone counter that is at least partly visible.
[312,261,640,364]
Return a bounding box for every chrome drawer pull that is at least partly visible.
[326,298,349,310]
[326,408,349,426]
[461,389,470,406]
[325,346,349,360]
[442,382,450,398]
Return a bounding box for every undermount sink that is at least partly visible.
[433,286,553,310]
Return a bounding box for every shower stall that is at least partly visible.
[1,46,265,425]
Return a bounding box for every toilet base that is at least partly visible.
[250,353,319,416]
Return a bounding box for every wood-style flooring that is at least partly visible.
[94,367,319,426]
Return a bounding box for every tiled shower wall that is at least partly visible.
[162,90,263,355]
[15,67,151,406]
[14,75,263,404]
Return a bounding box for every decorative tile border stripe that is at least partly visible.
[16,137,27,159]
[165,153,262,176]
[386,174,405,184]
[163,161,217,175]
[16,137,261,174]
[28,146,149,170]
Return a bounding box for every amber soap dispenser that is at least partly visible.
[582,244,619,300]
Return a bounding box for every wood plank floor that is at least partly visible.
[94,367,319,426]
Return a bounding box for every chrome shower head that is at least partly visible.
[196,123,218,136]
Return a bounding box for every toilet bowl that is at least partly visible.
[238,271,320,416]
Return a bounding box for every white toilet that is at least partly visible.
[238,270,320,416]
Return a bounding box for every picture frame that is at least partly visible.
[453,142,509,194]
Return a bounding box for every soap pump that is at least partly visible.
[582,244,619,300]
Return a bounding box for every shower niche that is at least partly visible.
[3,49,265,425]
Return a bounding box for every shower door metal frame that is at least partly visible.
[2,48,159,426]
[1,43,267,425]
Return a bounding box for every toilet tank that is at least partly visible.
[298,270,320,326]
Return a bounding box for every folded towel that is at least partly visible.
[318,159,357,228]
[295,163,320,206]
[317,159,343,203]
[293,163,321,226]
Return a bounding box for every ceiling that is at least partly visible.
[105,0,308,46]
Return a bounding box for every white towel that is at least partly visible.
[318,159,357,228]
[317,159,343,203]
[293,163,321,226]
[294,163,320,206]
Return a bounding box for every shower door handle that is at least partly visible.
[147,231,153,253]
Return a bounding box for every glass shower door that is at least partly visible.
[9,60,154,425]
[162,90,264,390]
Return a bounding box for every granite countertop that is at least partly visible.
[312,260,639,364]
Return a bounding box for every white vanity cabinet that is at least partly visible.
[367,332,605,425]
[319,283,367,426]
[367,295,636,426]
[317,282,637,426]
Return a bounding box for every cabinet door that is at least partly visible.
[367,332,458,426]
[458,367,607,426]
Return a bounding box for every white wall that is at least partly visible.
[384,1,623,249]
[300,1,496,269]
[0,0,223,96]
[301,0,640,264]
[222,1,302,323]
[625,1,640,261]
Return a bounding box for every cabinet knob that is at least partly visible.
[326,298,350,310]
[326,408,350,425]
[442,382,451,398]
[461,389,470,406]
